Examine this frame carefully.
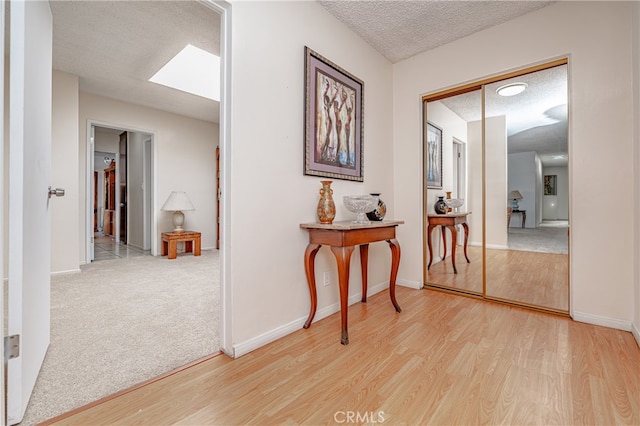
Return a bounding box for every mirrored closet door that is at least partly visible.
[423,89,483,295]
[423,61,570,314]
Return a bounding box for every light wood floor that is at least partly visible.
[427,246,569,311]
[44,287,639,425]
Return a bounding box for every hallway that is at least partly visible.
[93,233,149,261]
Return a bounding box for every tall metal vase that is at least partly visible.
[317,180,336,224]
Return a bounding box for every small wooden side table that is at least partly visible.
[509,209,526,228]
[300,220,404,345]
[161,231,201,260]
[427,213,470,274]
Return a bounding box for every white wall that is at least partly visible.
[229,1,395,350]
[51,70,79,274]
[394,2,635,329]
[77,92,218,262]
[508,151,536,228]
[542,166,568,221]
[485,116,508,247]
[425,101,470,253]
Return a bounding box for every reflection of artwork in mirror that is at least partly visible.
[544,175,557,195]
[426,122,443,189]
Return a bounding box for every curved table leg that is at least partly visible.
[360,244,369,303]
[441,225,447,260]
[387,238,402,313]
[427,224,436,270]
[303,243,322,329]
[461,222,470,263]
[330,245,355,345]
[446,225,458,274]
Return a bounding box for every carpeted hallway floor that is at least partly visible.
[19,250,220,425]
[508,220,569,254]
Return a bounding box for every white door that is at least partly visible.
[6,1,53,423]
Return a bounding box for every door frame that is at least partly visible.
[205,0,233,357]
[85,121,157,260]
[1,0,6,419]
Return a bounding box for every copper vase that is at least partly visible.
[317,180,336,224]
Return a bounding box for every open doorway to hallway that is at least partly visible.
[90,125,154,262]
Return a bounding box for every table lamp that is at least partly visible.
[161,191,195,233]
[508,190,523,210]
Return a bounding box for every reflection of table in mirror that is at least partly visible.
[300,220,404,345]
[427,213,470,274]
[508,209,526,228]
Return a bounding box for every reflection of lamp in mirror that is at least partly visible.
[161,191,195,233]
[508,190,523,210]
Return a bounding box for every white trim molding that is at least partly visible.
[233,281,393,357]
[572,311,633,332]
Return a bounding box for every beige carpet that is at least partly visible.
[508,222,569,254]
[19,250,220,425]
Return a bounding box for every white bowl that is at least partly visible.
[343,195,379,224]
[444,198,464,209]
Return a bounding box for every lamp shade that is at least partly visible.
[161,191,195,233]
[508,190,523,210]
[161,191,195,212]
[508,190,523,200]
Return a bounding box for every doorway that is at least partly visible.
[89,124,154,262]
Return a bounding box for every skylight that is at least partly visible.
[149,44,220,101]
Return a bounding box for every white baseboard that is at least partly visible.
[632,322,640,348]
[572,311,632,332]
[397,278,422,289]
[51,268,81,276]
[486,243,509,250]
[233,281,391,358]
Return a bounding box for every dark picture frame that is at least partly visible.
[544,174,557,195]
[426,122,443,189]
[304,46,364,182]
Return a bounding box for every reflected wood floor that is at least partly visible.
[45,287,640,425]
[427,246,569,311]
[486,248,568,310]
[427,245,484,293]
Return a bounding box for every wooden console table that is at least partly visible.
[161,231,201,260]
[427,213,470,274]
[300,220,404,345]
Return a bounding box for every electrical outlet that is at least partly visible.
[323,271,330,287]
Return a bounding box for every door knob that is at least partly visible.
[48,186,65,198]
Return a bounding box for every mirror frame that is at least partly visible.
[421,58,570,316]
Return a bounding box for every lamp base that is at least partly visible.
[511,200,520,210]
[172,210,185,233]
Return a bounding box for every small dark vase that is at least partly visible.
[434,196,448,215]
[366,193,386,221]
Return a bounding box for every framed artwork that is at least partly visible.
[426,122,443,189]
[544,175,557,195]
[304,46,364,182]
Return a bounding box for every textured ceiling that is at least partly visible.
[50,0,221,124]
[317,0,566,166]
[317,0,555,63]
[50,0,566,163]
[438,65,568,166]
